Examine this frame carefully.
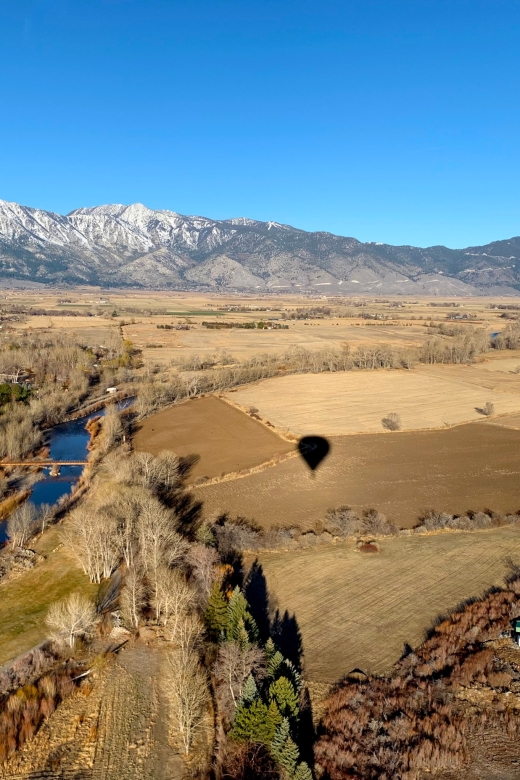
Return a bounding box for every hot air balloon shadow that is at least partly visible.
[298,436,330,477]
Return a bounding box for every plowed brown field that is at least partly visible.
[196,422,520,529]
[133,396,294,481]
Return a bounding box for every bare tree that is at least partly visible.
[168,612,204,656]
[7,501,38,548]
[99,404,123,453]
[165,648,209,755]
[62,506,122,584]
[213,642,266,718]
[138,497,188,618]
[37,503,54,535]
[481,401,495,417]
[46,593,99,648]
[153,567,193,629]
[381,412,401,431]
[186,544,219,607]
[120,565,146,629]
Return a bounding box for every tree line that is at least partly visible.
[43,441,312,777]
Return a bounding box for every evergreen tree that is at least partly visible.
[241,674,258,704]
[266,698,283,738]
[271,717,291,759]
[204,581,228,638]
[265,637,276,661]
[293,761,313,780]
[267,648,284,679]
[269,676,299,719]
[230,700,276,743]
[226,586,258,645]
[283,658,302,694]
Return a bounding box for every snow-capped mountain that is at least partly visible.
[0,199,519,294]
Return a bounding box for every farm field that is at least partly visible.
[3,288,516,372]
[16,315,119,347]
[120,318,430,367]
[225,361,520,436]
[253,526,520,683]
[196,422,520,529]
[133,396,294,480]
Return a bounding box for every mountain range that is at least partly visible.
[0,199,519,295]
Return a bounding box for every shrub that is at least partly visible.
[324,506,363,537]
[381,412,401,431]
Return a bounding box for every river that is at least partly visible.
[0,398,133,543]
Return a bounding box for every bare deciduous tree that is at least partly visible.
[120,565,147,629]
[62,506,121,584]
[168,612,204,656]
[99,404,123,453]
[153,567,193,629]
[138,497,188,618]
[46,592,99,648]
[213,642,266,718]
[7,501,38,548]
[186,544,219,607]
[165,647,209,755]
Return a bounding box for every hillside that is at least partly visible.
[0,199,519,294]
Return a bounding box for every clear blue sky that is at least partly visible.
[0,0,519,248]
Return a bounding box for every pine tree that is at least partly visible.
[269,676,299,719]
[265,637,276,661]
[226,586,258,645]
[266,698,283,739]
[271,717,291,759]
[278,736,299,776]
[267,648,284,679]
[230,699,274,743]
[204,581,228,638]
[293,761,313,780]
[241,674,258,704]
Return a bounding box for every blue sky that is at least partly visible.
[0,0,519,247]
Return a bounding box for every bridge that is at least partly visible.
[0,460,88,475]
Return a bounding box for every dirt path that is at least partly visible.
[0,645,185,780]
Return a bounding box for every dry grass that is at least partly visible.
[5,289,518,371]
[0,526,97,666]
[253,526,520,683]
[0,646,187,780]
[225,361,520,436]
[121,319,429,367]
[133,396,294,481]
[196,422,520,529]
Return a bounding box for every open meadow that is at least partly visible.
[253,526,520,683]
[3,288,516,372]
[0,527,97,667]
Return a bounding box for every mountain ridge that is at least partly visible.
[0,198,519,295]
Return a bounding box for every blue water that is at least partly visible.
[0,398,134,543]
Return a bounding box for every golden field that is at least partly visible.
[253,526,520,682]
[225,358,520,436]
[3,288,515,371]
